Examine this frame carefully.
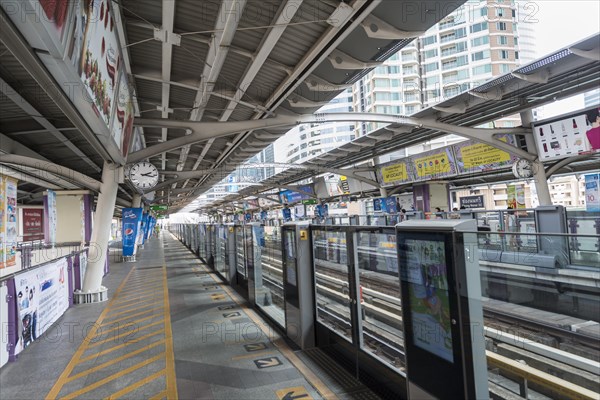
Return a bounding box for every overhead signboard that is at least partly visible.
[533,106,600,161]
[377,161,412,187]
[151,205,168,211]
[453,135,518,173]
[459,195,485,209]
[584,173,600,212]
[410,148,457,181]
[279,184,314,204]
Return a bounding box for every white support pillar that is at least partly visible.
[82,161,122,295]
[131,194,142,208]
[374,156,387,197]
[520,111,552,205]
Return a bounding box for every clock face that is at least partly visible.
[129,161,159,189]
[512,159,534,179]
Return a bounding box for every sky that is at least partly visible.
[529,1,600,117]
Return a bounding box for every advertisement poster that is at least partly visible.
[0,283,8,368]
[46,190,57,244]
[534,107,600,161]
[411,148,457,180]
[70,0,120,127]
[15,258,69,354]
[0,177,5,269]
[111,68,135,157]
[378,161,411,186]
[585,174,600,212]
[4,178,17,268]
[121,208,143,257]
[23,208,44,241]
[507,185,526,209]
[453,135,518,173]
[404,238,453,363]
[385,197,398,214]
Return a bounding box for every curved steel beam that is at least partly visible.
[0,154,102,191]
[131,112,535,162]
[545,154,598,178]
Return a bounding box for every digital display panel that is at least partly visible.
[404,239,453,363]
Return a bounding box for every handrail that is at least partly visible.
[0,249,86,284]
[486,351,599,400]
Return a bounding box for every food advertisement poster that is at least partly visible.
[507,184,526,209]
[23,208,45,241]
[404,238,453,363]
[112,68,135,157]
[378,161,412,187]
[4,178,18,268]
[410,148,457,180]
[453,135,518,173]
[121,208,143,257]
[15,258,69,354]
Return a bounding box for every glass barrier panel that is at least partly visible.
[567,211,600,268]
[256,226,285,327]
[312,229,352,342]
[477,231,600,394]
[235,227,246,278]
[355,230,404,370]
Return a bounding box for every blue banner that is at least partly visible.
[282,208,292,222]
[122,208,143,256]
[141,213,150,244]
[385,197,398,214]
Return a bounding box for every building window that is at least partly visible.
[423,49,438,59]
[499,64,512,73]
[422,35,437,46]
[470,21,488,33]
[499,50,509,59]
[515,51,519,59]
[424,62,439,72]
[498,36,508,45]
[471,50,490,61]
[471,36,489,47]
[472,64,492,75]
[497,22,507,30]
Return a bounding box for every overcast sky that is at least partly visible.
[531,1,600,116]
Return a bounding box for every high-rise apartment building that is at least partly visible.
[275,1,537,165]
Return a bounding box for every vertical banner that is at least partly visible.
[121,208,143,257]
[141,213,150,244]
[46,190,57,244]
[0,283,8,367]
[23,208,45,241]
[585,174,600,212]
[4,178,18,268]
[15,258,69,354]
[507,185,526,209]
[0,176,5,269]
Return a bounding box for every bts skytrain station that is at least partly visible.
[0,1,599,399]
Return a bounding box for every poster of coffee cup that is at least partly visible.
[110,69,135,157]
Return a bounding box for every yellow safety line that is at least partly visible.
[163,264,179,399]
[99,306,164,327]
[126,275,164,284]
[231,350,277,361]
[67,339,166,382]
[89,320,165,348]
[104,369,166,400]
[61,352,166,400]
[148,389,167,400]
[45,266,137,400]
[101,299,164,318]
[109,296,163,312]
[114,284,164,298]
[203,264,339,400]
[120,279,164,290]
[97,314,164,338]
[109,291,161,308]
[79,329,165,363]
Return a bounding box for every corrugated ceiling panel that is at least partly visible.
[245,62,288,103]
[122,0,162,26]
[172,39,207,82]
[174,0,220,34]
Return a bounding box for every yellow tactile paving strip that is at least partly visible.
[46,266,177,400]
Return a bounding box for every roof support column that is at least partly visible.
[520,111,552,206]
[82,161,122,294]
[131,194,142,208]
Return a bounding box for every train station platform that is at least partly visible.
[0,232,381,400]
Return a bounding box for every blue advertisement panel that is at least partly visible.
[373,198,386,212]
[585,173,600,212]
[315,204,329,218]
[279,184,314,204]
[260,211,268,221]
[122,208,143,256]
[282,208,292,221]
[385,197,398,214]
[140,213,150,245]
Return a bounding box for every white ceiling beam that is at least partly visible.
[160,0,177,171]
[175,0,247,189]
[182,0,304,189]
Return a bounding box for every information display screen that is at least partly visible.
[403,238,453,363]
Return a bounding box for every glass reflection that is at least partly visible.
[313,230,352,342]
[256,226,285,327]
[355,231,404,369]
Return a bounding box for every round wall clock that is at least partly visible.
[129,161,159,189]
